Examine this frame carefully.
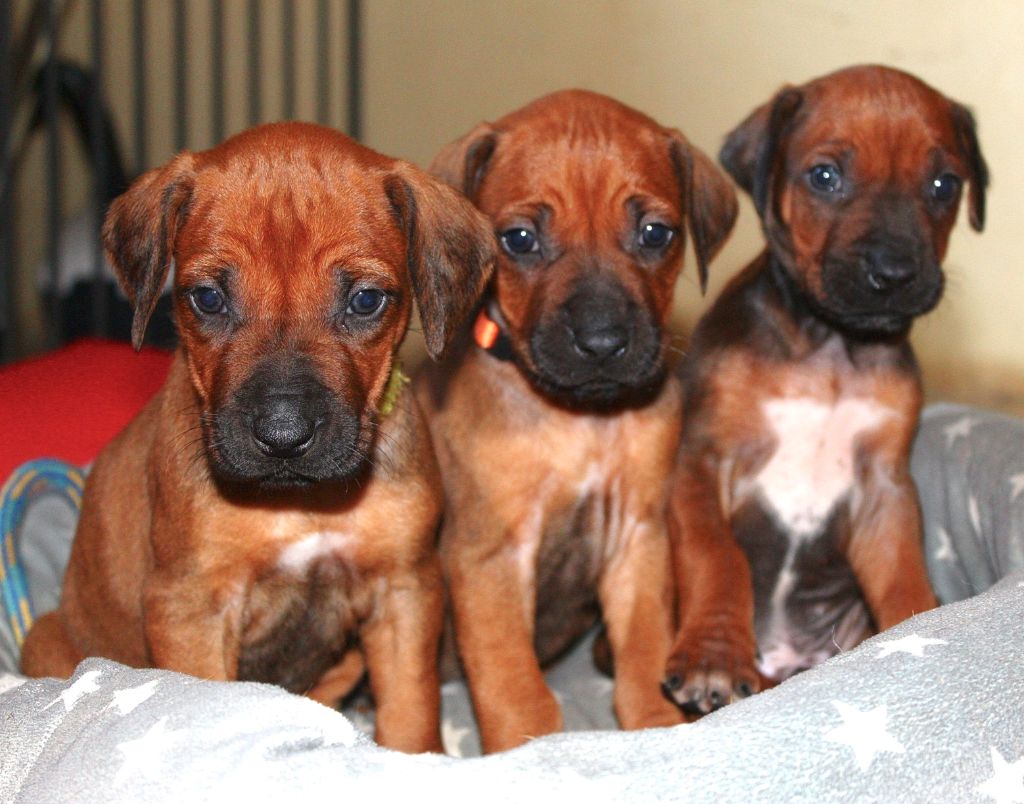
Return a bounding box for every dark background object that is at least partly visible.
[0,0,363,363]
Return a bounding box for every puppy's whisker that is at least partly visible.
[174,435,205,457]
[169,420,204,440]
[185,441,215,472]
[363,423,400,476]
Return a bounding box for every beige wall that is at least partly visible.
[13,1,1021,408]
[363,0,1024,409]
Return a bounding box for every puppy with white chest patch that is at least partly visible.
[20,122,496,753]
[662,65,988,713]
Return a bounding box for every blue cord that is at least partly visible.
[0,459,85,647]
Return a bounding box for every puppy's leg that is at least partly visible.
[444,517,561,754]
[305,650,366,706]
[664,458,760,714]
[846,421,938,630]
[20,611,83,678]
[361,561,445,754]
[142,567,244,681]
[598,520,683,730]
[846,477,938,630]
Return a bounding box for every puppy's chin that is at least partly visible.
[205,448,369,491]
[825,312,913,339]
[522,362,667,410]
[202,417,371,491]
[809,288,944,339]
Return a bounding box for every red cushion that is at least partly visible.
[0,339,173,482]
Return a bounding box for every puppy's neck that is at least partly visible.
[472,304,516,363]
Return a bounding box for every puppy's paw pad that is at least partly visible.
[662,641,760,716]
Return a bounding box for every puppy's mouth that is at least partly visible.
[522,359,666,408]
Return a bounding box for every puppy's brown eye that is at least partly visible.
[348,288,386,316]
[808,164,842,194]
[500,228,538,256]
[640,222,673,249]
[190,286,226,315]
[931,173,960,203]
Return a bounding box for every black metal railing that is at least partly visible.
[0,0,362,363]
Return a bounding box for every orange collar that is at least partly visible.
[473,307,515,362]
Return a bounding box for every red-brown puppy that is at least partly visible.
[20,122,495,753]
[416,90,738,752]
[663,65,987,713]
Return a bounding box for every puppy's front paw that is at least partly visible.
[662,631,759,716]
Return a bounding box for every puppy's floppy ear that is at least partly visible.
[385,163,497,361]
[102,153,195,349]
[428,122,499,202]
[719,88,802,218]
[951,103,988,232]
[669,131,739,294]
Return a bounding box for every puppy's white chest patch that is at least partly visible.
[754,396,893,538]
[277,531,355,574]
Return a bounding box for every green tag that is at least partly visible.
[379,362,409,418]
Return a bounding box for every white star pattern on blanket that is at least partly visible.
[114,716,185,786]
[933,524,956,562]
[976,746,1024,804]
[875,634,948,658]
[1010,474,1024,503]
[943,416,976,447]
[105,679,160,715]
[42,669,102,712]
[970,495,983,537]
[346,705,375,737]
[823,701,905,771]
[442,720,473,757]
[591,676,614,696]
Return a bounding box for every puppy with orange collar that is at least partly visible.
[416,90,738,752]
[662,65,987,713]
[20,122,495,753]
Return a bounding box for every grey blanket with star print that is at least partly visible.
[913,403,1024,604]
[1,401,1023,801]
[2,571,1023,803]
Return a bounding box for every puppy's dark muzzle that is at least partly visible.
[207,357,364,487]
[526,280,663,406]
[819,234,944,335]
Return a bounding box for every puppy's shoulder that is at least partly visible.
[681,256,777,382]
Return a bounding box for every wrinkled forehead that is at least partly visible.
[478,124,680,219]
[789,77,963,177]
[177,156,403,266]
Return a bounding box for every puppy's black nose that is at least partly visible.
[863,249,918,293]
[571,324,629,360]
[251,396,320,458]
